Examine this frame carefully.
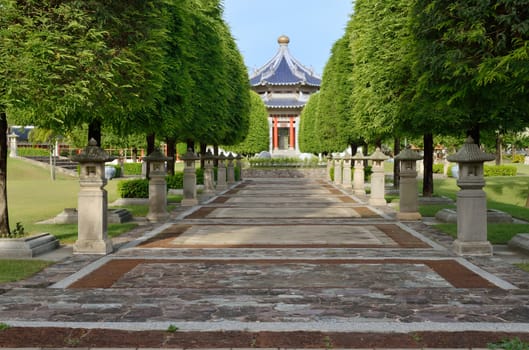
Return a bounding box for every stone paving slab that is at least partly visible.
[1,177,529,343]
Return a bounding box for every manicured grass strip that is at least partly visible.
[516,263,529,273]
[29,223,138,244]
[0,259,51,283]
[434,223,529,244]
[419,204,455,217]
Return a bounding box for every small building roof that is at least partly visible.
[250,36,321,87]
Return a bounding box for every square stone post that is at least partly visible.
[216,152,227,191]
[8,133,18,158]
[447,137,495,256]
[352,150,366,196]
[368,147,389,206]
[203,150,215,194]
[394,146,423,221]
[180,149,200,207]
[341,153,352,188]
[71,139,114,255]
[227,152,235,185]
[236,154,243,181]
[326,154,333,182]
[144,149,172,221]
[334,155,343,185]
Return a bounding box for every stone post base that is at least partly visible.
[368,198,387,206]
[147,211,169,222]
[453,239,493,256]
[396,212,422,221]
[181,198,198,207]
[74,238,113,255]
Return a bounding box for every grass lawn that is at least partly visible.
[0,259,51,283]
[415,169,529,243]
[516,263,529,273]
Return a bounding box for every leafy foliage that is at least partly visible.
[118,179,149,198]
[224,91,269,156]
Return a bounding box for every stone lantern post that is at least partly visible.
[394,146,423,221]
[144,149,172,221]
[368,147,389,206]
[326,154,333,182]
[334,155,343,186]
[71,139,114,255]
[8,133,18,158]
[342,153,352,189]
[216,152,227,191]
[236,154,243,181]
[352,150,366,196]
[227,152,235,185]
[203,150,215,194]
[447,137,495,256]
[180,149,200,207]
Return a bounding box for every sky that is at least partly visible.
[222,0,353,76]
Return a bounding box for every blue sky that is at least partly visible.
[222,0,353,76]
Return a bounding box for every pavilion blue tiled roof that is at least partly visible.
[263,97,307,109]
[250,36,321,87]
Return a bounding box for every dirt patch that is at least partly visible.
[376,224,430,248]
[0,328,527,348]
[69,258,495,289]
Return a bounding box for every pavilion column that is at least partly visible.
[289,116,295,150]
[273,116,279,150]
[269,119,274,153]
[295,117,300,152]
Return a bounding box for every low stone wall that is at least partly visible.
[242,167,328,179]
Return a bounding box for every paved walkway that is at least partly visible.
[1,178,529,347]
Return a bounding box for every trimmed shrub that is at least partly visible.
[118,179,149,198]
[432,163,444,174]
[166,173,184,189]
[329,167,334,181]
[484,165,517,177]
[111,165,122,178]
[512,154,525,163]
[17,147,49,157]
[123,162,143,175]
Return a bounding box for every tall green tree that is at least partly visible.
[298,92,321,154]
[0,0,169,235]
[407,0,529,143]
[224,91,268,156]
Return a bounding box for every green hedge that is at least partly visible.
[432,163,444,174]
[484,165,517,177]
[512,154,525,163]
[17,147,49,157]
[248,157,322,168]
[122,162,143,175]
[118,179,149,198]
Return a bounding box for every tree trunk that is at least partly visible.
[0,111,10,236]
[423,133,434,197]
[146,133,155,179]
[186,139,195,153]
[350,143,358,156]
[495,133,502,165]
[213,144,219,167]
[393,137,400,189]
[88,120,102,146]
[467,125,480,146]
[200,143,207,168]
[363,142,369,168]
[166,137,176,176]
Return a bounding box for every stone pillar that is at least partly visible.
[180,149,200,207]
[227,152,235,185]
[71,139,114,255]
[447,137,495,256]
[203,150,215,193]
[144,149,171,220]
[326,155,333,182]
[236,154,243,181]
[334,155,343,185]
[352,150,366,196]
[395,146,423,221]
[8,133,18,158]
[216,152,227,191]
[368,147,389,206]
[342,153,352,189]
